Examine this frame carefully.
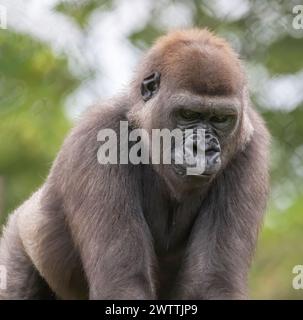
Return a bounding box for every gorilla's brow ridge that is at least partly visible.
[168,93,241,113]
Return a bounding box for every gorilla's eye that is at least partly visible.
[210,115,229,123]
[180,109,201,120]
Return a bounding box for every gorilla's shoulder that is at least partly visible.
[77,95,129,133]
[64,96,128,146]
[51,97,129,176]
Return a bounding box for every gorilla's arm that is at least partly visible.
[175,110,270,299]
[45,101,156,299]
[0,100,156,300]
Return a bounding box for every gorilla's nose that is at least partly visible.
[205,133,221,170]
[205,134,221,154]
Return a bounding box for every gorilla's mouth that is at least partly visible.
[172,132,222,177]
[172,155,221,177]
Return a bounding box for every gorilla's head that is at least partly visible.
[128,29,254,195]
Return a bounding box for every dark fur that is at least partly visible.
[0,29,270,300]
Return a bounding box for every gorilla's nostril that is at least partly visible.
[205,133,220,150]
[210,137,217,144]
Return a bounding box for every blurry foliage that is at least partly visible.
[250,198,303,299]
[55,0,113,28]
[0,0,303,299]
[266,37,303,74]
[0,31,79,224]
[130,24,163,49]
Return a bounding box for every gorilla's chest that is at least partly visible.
[142,180,201,256]
[141,184,202,299]
[144,201,188,253]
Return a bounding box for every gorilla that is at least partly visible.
[0,29,270,300]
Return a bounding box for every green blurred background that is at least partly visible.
[0,0,303,299]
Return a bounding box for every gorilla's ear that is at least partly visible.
[240,88,254,150]
[141,72,161,102]
[241,110,254,147]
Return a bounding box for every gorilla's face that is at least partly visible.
[136,50,245,196]
[142,91,241,194]
[168,93,239,179]
[132,28,248,195]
